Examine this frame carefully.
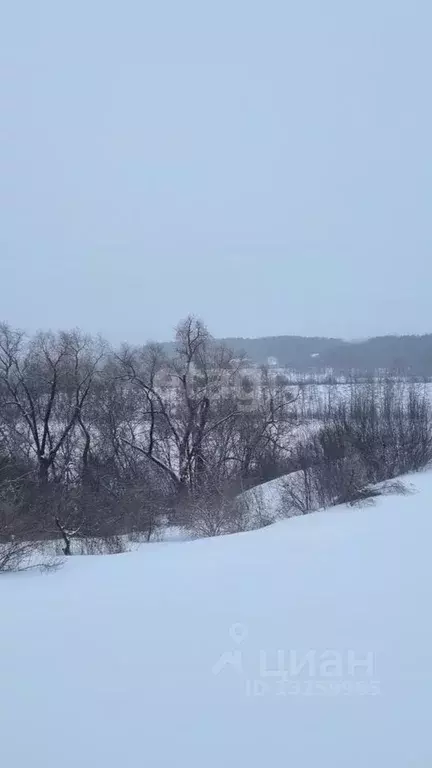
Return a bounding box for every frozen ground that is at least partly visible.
[1,472,431,767]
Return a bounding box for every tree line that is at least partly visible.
[1,316,432,570]
[0,316,297,565]
[220,333,432,378]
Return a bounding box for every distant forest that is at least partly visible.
[213,334,432,378]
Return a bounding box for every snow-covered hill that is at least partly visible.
[1,472,432,767]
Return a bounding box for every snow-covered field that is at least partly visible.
[1,472,432,766]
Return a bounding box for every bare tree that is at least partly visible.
[0,477,61,573]
[117,317,246,497]
[0,324,105,485]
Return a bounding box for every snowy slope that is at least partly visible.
[1,473,432,767]
[241,473,294,518]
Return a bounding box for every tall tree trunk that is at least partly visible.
[38,456,50,486]
[55,517,72,556]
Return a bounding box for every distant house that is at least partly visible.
[267,356,278,367]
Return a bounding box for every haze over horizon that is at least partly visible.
[1,0,431,344]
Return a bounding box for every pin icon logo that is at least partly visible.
[212,623,248,676]
[229,623,248,645]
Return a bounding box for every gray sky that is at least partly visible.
[1,0,430,344]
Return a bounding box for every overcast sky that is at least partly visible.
[1,0,430,344]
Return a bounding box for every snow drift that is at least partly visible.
[1,472,431,767]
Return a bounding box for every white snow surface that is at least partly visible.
[1,472,432,766]
[241,473,290,518]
